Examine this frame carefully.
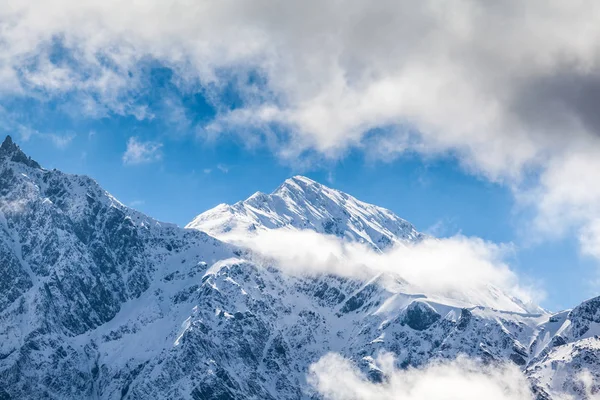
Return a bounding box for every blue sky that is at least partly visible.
[2,1,600,313]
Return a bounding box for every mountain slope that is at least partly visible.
[0,136,598,400]
[186,175,424,251]
[0,136,237,398]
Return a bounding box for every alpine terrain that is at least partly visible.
[0,136,598,399]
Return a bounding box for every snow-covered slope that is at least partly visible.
[0,136,237,398]
[186,175,424,251]
[526,296,600,399]
[0,136,598,399]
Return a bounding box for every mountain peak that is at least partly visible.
[1,135,15,149]
[0,135,41,169]
[275,175,319,193]
[287,175,318,185]
[188,175,423,250]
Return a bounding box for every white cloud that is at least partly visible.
[518,149,600,259]
[233,229,542,311]
[122,137,163,165]
[2,1,600,259]
[309,352,534,400]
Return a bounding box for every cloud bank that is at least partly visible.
[2,1,600,259]
[235,229,541,311]
[309,352,534,400]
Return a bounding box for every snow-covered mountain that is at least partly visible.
[187,176,542,315]
[0,136,598,399]
[186,175,424,251]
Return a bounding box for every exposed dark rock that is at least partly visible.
[404,301,440,331]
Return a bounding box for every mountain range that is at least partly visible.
[0,135,598,399]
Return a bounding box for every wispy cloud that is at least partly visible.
[17,126,75,149]
[309,353,534,400]
[129,199,145,207]
[47,133,76,149]
[122,137,163,165]
[424,218,459,238]
[326,171,334,184]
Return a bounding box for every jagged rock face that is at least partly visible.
[403,301,441,331]
[0,136,598,399]
[568,297,600,339]
[0,137,235,398]
[106,261,545,399]
[527,338,600,399]
[0,237,32,311]
[0,136,40,169]
[524,297,600,399]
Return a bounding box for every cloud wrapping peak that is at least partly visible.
[234,229,541,310]
[3,1,600,258]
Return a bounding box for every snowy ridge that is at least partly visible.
[186,175,424,250]
[0,136,598,399]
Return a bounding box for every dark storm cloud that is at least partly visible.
[512,67,600,136]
